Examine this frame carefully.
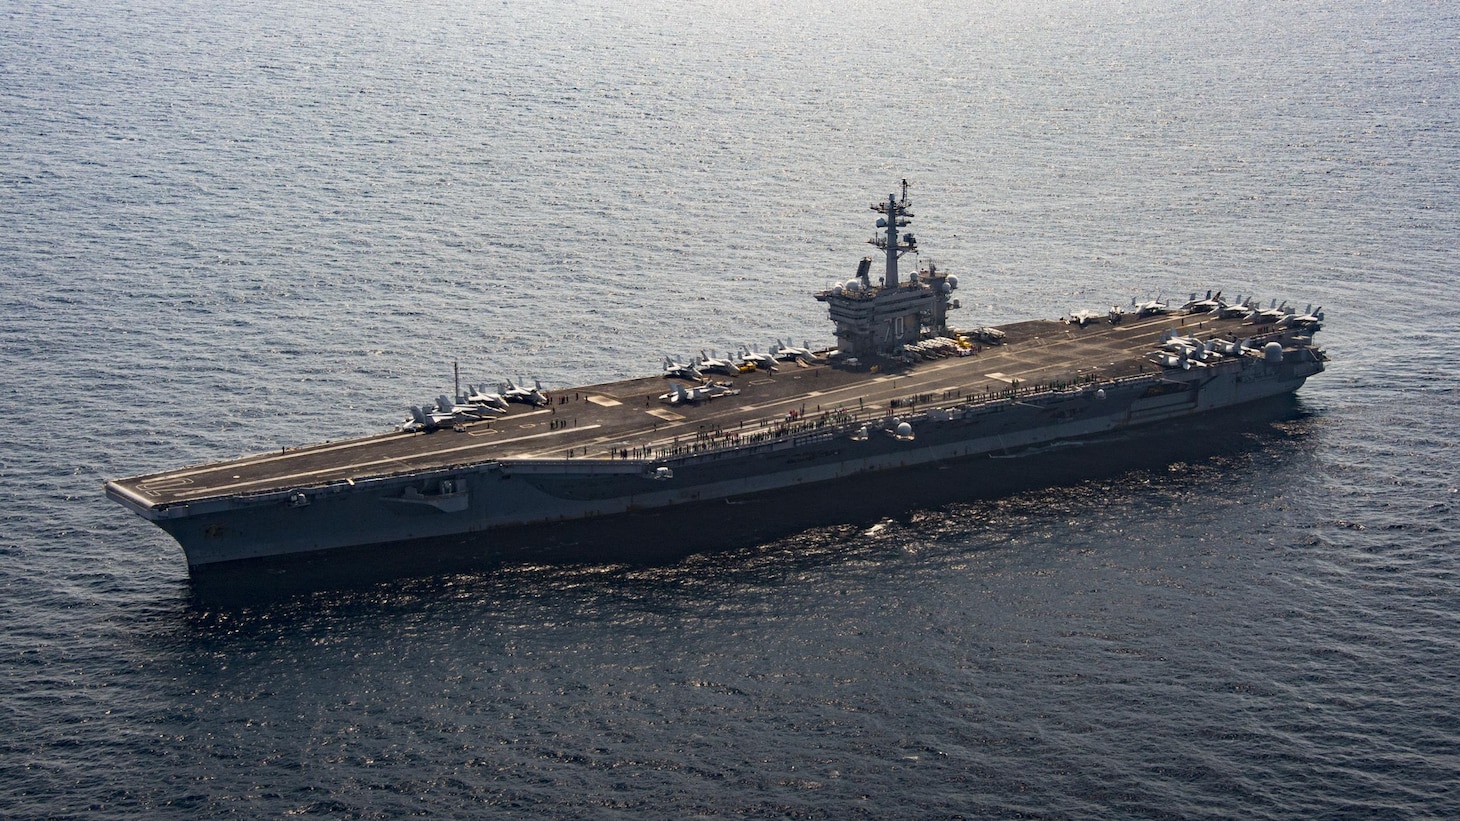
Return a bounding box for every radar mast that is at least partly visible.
[871,179,917,288]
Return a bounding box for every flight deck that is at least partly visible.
[109,309,1273,512]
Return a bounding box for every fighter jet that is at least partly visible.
[1252,299,1289,324]
[696,351,741,377]
[1209,337,1247,357]
[501,378,549,407]
[658,380,741,405]
[436,394,496,420]
[737,347,779,372]
[462,383,510,413]
[771,340,817,363]
[1159,330,1203,354]
[1182,291,1223,313]
[1279,305,1324,332]
[1132,297,1170,317]
[398,398,489,433]
[398,406,450,433]
[1218,296,1256,319]
[662,356,703,381]
[1149,351,1194,370]
[1068,308,1104,327]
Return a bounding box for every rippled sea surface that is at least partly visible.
[3,0,1457,817]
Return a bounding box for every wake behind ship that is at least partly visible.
[106,183,1326,574]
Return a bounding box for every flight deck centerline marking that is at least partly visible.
[144,436,410,482]
[140,402,579,482]
[169,425,605,497]
[144,411,531,481]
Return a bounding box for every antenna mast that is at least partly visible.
[871,178,916,288]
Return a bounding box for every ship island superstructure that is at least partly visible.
[817,180,959,362]
[106,184,1326,571]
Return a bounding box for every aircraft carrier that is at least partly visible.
[106,183,1326,573]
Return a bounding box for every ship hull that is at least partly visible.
[117,352,1320,574]
[183,390,1312,605]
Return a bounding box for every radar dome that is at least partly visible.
[947,275,958,290]
[1263,342,1284,363]
[896,422,913,439]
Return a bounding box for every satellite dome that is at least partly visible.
[947,275,958,290]
[1263,342,1283,363]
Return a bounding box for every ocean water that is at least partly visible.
[2,0,1457,817]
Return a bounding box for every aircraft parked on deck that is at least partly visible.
[658,380,741,405]
[501,378,549,407]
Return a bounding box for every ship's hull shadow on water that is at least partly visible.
[186,394,1314,608]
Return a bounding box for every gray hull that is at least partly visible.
[124,351,1320,569]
